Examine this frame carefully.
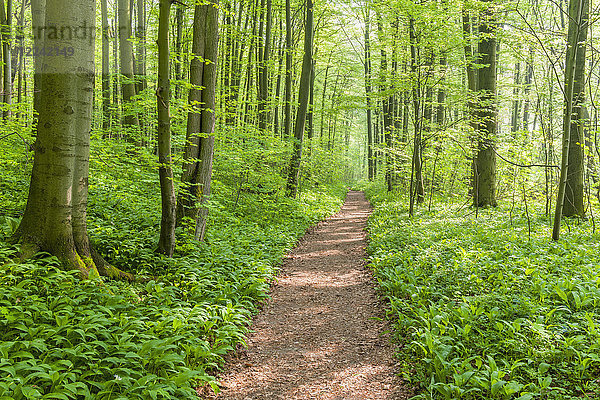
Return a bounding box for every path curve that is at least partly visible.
[211,191,411,400]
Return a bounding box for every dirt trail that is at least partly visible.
[211,191,411,400]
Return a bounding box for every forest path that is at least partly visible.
[208,191,411,400]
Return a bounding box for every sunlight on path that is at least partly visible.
[210,191,411,400]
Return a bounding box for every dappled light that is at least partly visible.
[213,192,411,399]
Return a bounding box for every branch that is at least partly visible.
[494,148,560,169]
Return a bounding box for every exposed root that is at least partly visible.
[91,245,134,282]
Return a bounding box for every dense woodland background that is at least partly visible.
[1,0,600,398]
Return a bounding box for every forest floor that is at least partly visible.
[207,191,412,400]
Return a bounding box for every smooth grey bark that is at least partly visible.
[511,62,521,134]
[176,0,219,242]
[284,0,292,138]
[462,9,478,194]
[286,0,313,198]
[409,17,424,216]
[0,0,12,118]
[273,17,284,136]
[553,0,587,240]
[135,0,147,94]
[364,7,374,181]
[15,0,24,107]
[257,0,271,131]
[307,59,315,140]
[101,0,111,131]
[14,0,131,280]
[118,0,140,131]
[174,4,184,98]
[156,0,176,256]
[473,4,498,207]
[563,0,588,219]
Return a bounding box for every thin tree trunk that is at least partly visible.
[284,0,292,137]
[319,53,331,143]
[307,59,315,140]
[15,0,24,108]
[511,62,521,134]
[474,3,498,207]
[286,0,313,197]
[562,0,588,219]
[156,0,176,256]
[118,0,140,132]
[101,0,111,132]
[258,0,271,131]
[174,4,184,98]
[364,7,374,181]
[409,17,424,216]
[1,0,12,118]
[273,18,284,137]
[462,9,478,195]
[135,0,147,94]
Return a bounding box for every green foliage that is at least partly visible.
[366,193,600,399]
[0,134,345,399]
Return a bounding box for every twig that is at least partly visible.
[494,148,559,169]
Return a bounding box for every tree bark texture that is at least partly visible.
[553,0,585,240]
[563,0,589,218]
[156,0,176,256]
[286,0,313,198]
[474,4,498,207]
[14,0,131,280]
[118,0,140,131]
[176,0,219,242]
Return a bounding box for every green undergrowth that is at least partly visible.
[366,189,600,399]
[0,136,346,399]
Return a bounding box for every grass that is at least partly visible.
[365,187,600,399]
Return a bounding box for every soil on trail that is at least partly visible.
[211,191,411,400]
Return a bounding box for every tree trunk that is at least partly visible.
[257,0,271,131]
[13,0,131,280]
[307,59,315,141]
[409,17,424,216]
[101,0,111,132]
[118,0,140,132]
[1,0,12,119]
[286,0,313,198]
[174,4,184,98]
[462,9,478,196]
[176,0,219,242]
[15,0,24,109]
[436,55,447,127]
[563,0,588,219]
[273,18,285,137]
[511,62,521,134]
[135,0,147,94]
[319,54,331,143]
[522,48,534,133]
[284,0,292,138]
[553,0,587,240]
[364,8,374,181]
[473,4,498,208]
[156,0,176,256]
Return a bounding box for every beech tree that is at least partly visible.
[156,0,176,256]
[553,0,588,240]
[286,0,314,197]
[118,0,140,131]
[12,0,131,279]
[562,0,589,219]
[473,2,498,208]
[176,0,219,242]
